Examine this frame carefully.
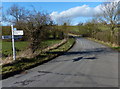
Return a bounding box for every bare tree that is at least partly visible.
[20,10,51,53]
[98,2,120,35]
[4,4,29,27]
[5,4,51,53]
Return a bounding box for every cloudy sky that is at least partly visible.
[50,3,102,25]
[2,0,120,25]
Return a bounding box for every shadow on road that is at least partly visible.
[73,56,96,62]
[47,47,113,56]
[48,55,97,63]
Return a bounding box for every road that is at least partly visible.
[2,38,118,87]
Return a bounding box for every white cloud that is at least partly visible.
[113,0,120,2]
[50,0,120,24]
[50,4,102,24]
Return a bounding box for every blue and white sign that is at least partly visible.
[2,35,23,39]
[2,25,24,60]
[2,36,11,39]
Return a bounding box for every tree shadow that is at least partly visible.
[72,57,83,62]
[47,55,97,63]
[46,47,113,56]
[72,56,97,62]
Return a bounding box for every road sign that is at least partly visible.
[14,30,24,35]
[3,25,24,60]
[2,35,23,39]
[2,36,11,39]
[15,36,23,39]
[14,36,23,40]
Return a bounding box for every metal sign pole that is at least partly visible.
[11,25,16,60]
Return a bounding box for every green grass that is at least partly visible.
[113,47,120,52]
[56,26,80,34]
[50,38,74,52]
[2,39,62,57]
[40,39,61,49]
[2,41,29,57]
[1,38,75,77]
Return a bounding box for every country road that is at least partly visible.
[2,37,118,87]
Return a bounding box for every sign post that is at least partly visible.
[2,25,23,61]
[11,25,16,60]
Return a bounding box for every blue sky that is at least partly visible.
[2,2,102,13]
[2,2,103,25]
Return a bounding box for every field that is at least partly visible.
[2,41,29,57]
[2,39,62,58]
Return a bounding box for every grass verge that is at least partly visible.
[87,37,120,52]
[1,38,75,79]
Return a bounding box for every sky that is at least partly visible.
[1,0,120,25]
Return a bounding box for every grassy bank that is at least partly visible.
[1,38,75,79]
[2,39,62,58]
[87,38,120,52]
[113,47,120,51]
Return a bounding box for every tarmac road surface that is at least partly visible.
[2,37,118,87]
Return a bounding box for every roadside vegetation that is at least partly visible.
[87,38,120,52]
[1,38,75,79]
[77,23,120,51]
[2,4,69,59]
[1,4,76,78]
[2,39,63,58]
[72,2,120,51]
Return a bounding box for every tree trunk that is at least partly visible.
[53,32,56,39]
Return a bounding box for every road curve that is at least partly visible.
[2,38,118,87]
